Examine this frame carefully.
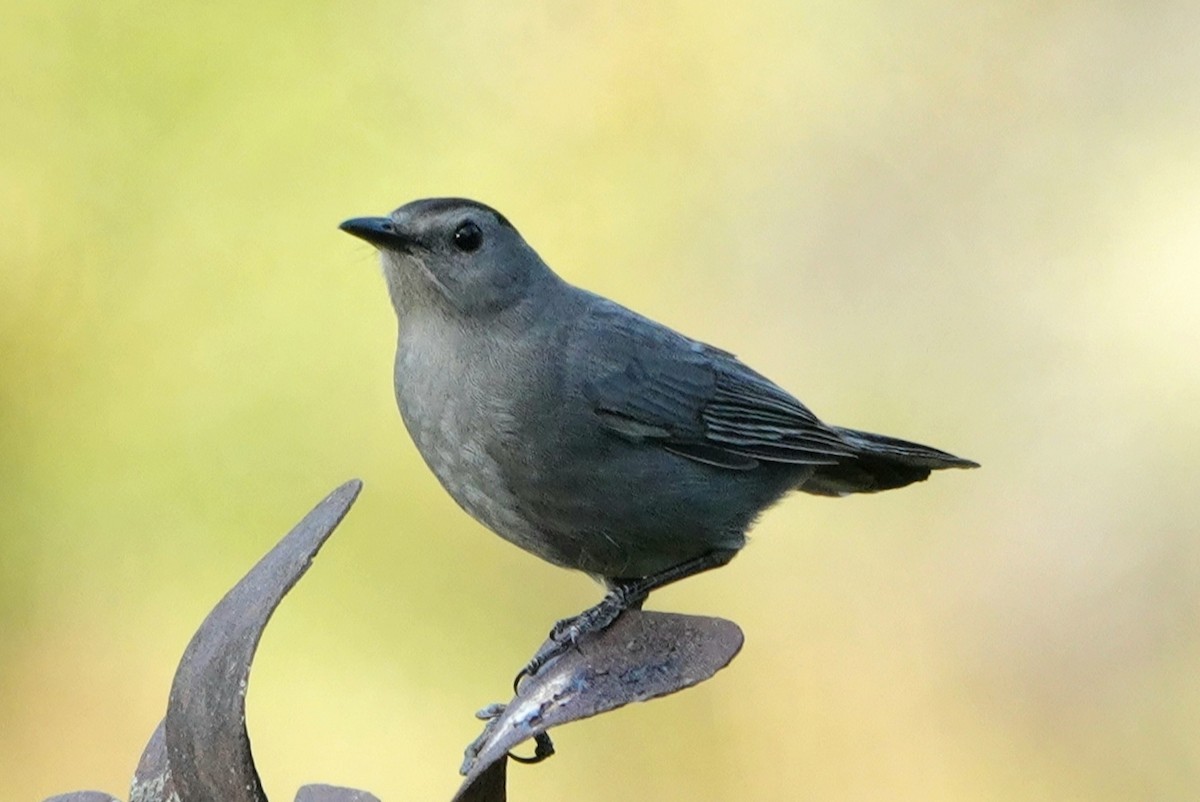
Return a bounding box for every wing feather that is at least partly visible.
[580,301,853,469]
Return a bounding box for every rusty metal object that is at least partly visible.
[453,610,743,800]
[42,480,744,802]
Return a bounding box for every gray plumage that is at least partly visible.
[341,198,977,584]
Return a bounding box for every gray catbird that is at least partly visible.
[341,197,976,679]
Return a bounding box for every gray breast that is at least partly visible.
[393,327,549,558]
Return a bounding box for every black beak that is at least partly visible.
[338,217,411,250]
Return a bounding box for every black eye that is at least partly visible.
[453,221,483,252]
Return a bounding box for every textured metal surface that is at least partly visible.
[294,784,382,802]
[164,480,362,802]
[129,721,175,802]
[453,609,744,801]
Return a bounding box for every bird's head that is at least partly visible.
[340,198,552,317]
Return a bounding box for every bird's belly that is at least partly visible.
[506,441,776,579]
[394,340,559,563]
[400,399,546,553]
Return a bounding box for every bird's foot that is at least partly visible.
[513,584,646,692]
[460,703,555,775]
[511,548,739,692]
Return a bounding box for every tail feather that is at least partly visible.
[801,426,978,496]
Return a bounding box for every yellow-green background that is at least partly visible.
[3,2,1198,800]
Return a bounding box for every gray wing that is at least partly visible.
[577,301,855,471]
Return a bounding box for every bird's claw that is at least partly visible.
[509,731,556,764]
[512,588,644,693]
[461,706,502,774]
[460,702,556,775]
[511,624,576,691]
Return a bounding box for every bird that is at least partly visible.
[340,197,977,680]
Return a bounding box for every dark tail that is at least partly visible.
[801,426,979,496]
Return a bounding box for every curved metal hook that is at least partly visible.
[135,480,362,802]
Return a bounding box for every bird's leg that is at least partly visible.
[514,547,739,691]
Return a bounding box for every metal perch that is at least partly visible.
[43,480,743,802]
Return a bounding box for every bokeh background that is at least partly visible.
[3,2,1198,800]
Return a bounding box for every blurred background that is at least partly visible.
[3,1,1198,800]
